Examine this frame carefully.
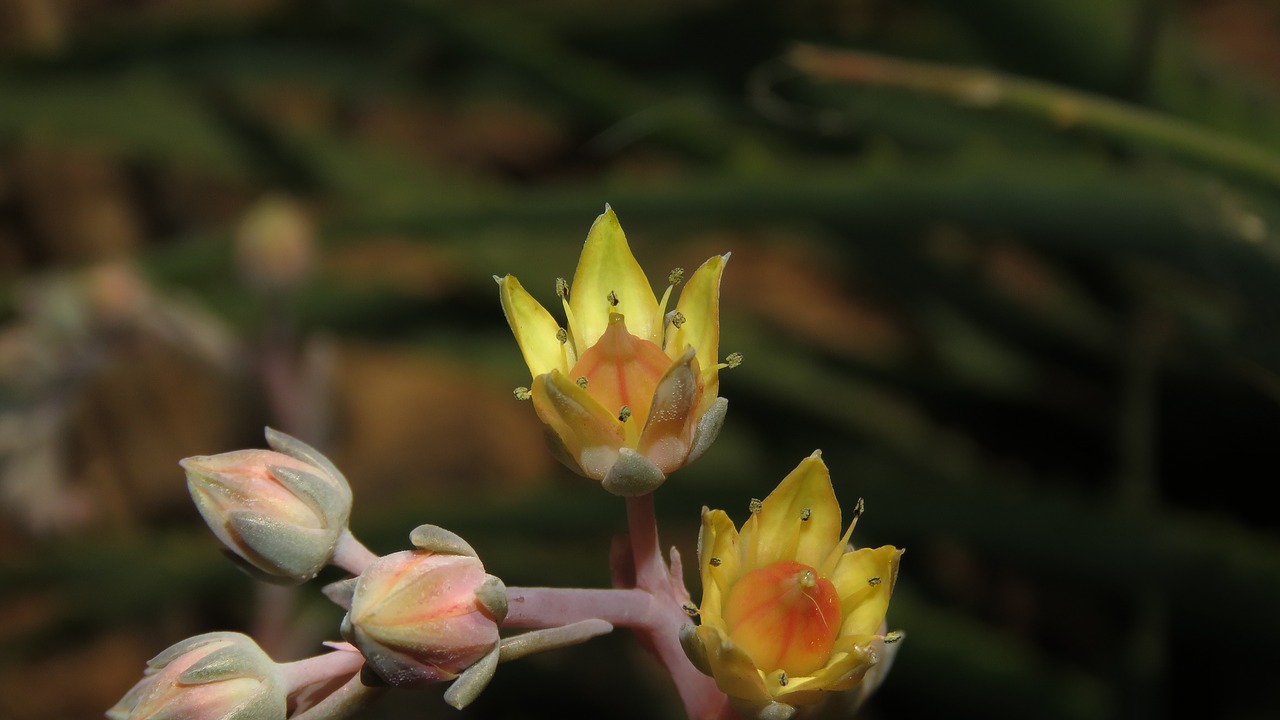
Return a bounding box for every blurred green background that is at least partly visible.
[3,1,1280,719]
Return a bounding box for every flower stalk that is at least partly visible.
[114,206,904,720]
[626,493,731,720]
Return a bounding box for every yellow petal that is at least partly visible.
[750,453,843,570]
[698,507,742,618]
[778,646,874,701]
[638,348,703,474]
[530,370,625,480]
[696,624,772,704]
[665,252,728,382]
[830,545,901,636]
[497,274,573,378]
[569,207,660,348]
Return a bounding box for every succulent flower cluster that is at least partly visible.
[112,207,902,720]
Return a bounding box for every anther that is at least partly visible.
[725,352,744,368]
[868,576,882,587]
[777,672,789,687]
[748,498,762,514]
[709,557,722,567]
[851,497,865,524]
[576,376,589,389]
[513,387,532,401]
[883,631,903,644]
[682,603,699,617]
[668,267,685,285]
[555,277,570,299]
[671,311,687,328]
[556,327,568,344]
[618,405,632,422]
[607,290,619,307]
[800,507,812,521]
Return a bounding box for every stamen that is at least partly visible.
[668,267,685,285]
[851,497,865,525]
[513,387,532,401]
[607,290,619,307]
[800,507,812,521]
[883,631,903,644]
[797,568,817,589]
[618,405,632,422]
[709,557,722,567]
[777,672,788,687]
[555,277,570,299]
[868,576,882,587]
[682,603,699,617]
[725,352,744,368]
[748,498,763,514]
[556,327,569,344]
[670,311,686,329]
[576,376,589,390]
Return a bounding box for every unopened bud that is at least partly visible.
[181,429,352,584]
[342,542,505,689]
[108,632,285,720]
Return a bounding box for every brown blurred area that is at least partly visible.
[5,1,1280,720]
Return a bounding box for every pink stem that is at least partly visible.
[331,530,378,575]
[625,494,730,720]
[504,587,652,628]
[289,672,380,720]
[279,647,366,695]
[628,493,666,589]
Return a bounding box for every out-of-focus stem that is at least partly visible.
[788,43,1280,189]
[331,530,378,576]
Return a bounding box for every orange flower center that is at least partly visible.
[722,560,841,677]
[569,313,670,427]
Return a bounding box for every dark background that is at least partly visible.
[2,1,1280,719]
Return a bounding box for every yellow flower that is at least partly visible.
[496,206,730,496]
[682,452,902,719]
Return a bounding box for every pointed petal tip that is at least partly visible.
[493,274,504,284]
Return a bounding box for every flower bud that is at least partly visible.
[107,632,285,720]
[182,429,352,584]
[341,526,506,692]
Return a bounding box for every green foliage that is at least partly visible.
[4,1,1280,719]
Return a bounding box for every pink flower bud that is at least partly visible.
[342,541,505,687]
[182,429,352,584]
[107,632,285,720]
